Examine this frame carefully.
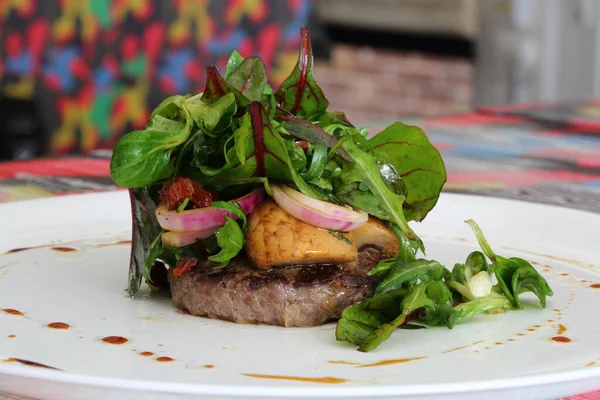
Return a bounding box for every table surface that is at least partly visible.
[1,101,600,400]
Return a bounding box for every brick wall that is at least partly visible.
[314,44,474,124]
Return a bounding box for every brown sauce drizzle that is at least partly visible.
[328,360,360,365]
[47,322,70,330]
[442,341,483,354]
[140,351,154,357]
[102,336,128,345]
[156,356,174,362]
[587,361,597,367]
[557,324,567,335]
[204,364,214,368]
[590,284,600,289]
[95,240,132,248]
[242,373,346,384]
[4,358,60,370]
[4,247,32,254]
[3,308,25,317]
[51,247,77,253]
[552,336,571,343]
[560,273,569,276]
[7,335,16,338]
[358,356,426,368]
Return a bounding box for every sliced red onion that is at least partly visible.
[156,187,265,232]
[162,228,215,248]
[271,184,368,231]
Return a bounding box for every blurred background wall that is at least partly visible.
[0,0,599,160]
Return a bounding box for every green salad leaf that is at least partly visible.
[275,26,328,115]
[368,122,447,222]
[466,219,553,309]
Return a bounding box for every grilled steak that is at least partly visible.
[169,247,384,327]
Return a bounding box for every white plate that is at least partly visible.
[1,191,600,400]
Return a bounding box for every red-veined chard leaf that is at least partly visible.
[224,50,245,78]
[275,25,328,115]
[368,122,446,222]
[201,66,250,109]
[226,56,267,102]
[275,115,352,161]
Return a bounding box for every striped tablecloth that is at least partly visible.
[1,106,600,400]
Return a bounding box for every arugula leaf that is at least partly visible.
[416,281,454,327]
[466,219,553,309]
[211,201,248,229]
[184,92,236,133]
[224,50,245,78]
[359,282,450,352]
[372,259,446,295]
[208,217,244,268]
[301,143,327,181]
[390,223,421,261]
[368,122,446,222]
[338,138,421,244]
[275,26,328,115]
[226,57,267,102]
[335,289,407,347]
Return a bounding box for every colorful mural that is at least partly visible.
[0,0,310,155]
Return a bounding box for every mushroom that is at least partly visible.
[245,200,358,270]
[350,217,399,257]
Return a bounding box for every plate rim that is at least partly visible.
[2,190,600,398]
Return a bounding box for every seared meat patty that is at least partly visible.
[169,248,384,327]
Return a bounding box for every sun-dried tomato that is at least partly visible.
[159,177,218,210]
[172,257,198,277]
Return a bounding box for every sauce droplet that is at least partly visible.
[3,309,25,317]
[157,344,164,347]
[517,333,525,337]
[102,336,128,345]
[47,322,70,330]
[557,324,568,335]
[242,373,346,384]
[548,319,555,323]
[552,336,572,343]
[495,342,503,345]
[590,284,600,289]
[534,325,542,328]
[7,334,16,338]
[561,273,569,276]
[156,356,174,362]
[51,247,77,253]
[140,351,153,357]
[528,328,536,332]
[204,364,214,368]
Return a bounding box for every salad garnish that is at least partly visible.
[110,26,553,351]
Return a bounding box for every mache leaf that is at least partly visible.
[373,259,446,295]
[466,219,553,309]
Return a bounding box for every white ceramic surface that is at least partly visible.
[1,191,600,400]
